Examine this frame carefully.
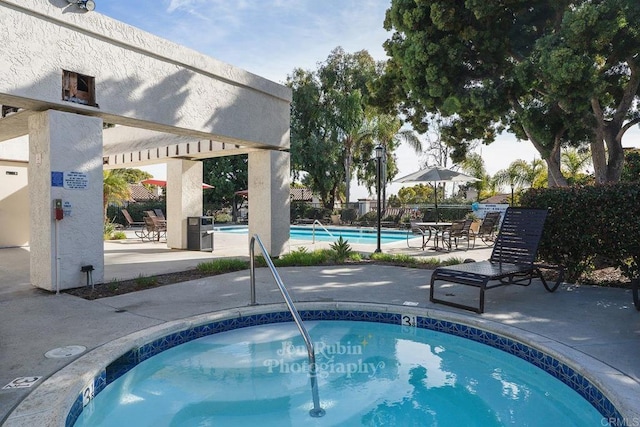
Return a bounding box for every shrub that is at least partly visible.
[357,211,378,224]
[340,208,358,224]
[135,274,158,287]
[111,231,127,240]
[214,211,233,223]
[277,247,331,266]
[520,183,640,282]
[103,220,126,240]
[197,259,249,273]
[329,236,353,263]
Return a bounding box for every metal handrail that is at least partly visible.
[249,235,325,418]
[311,219,335,243]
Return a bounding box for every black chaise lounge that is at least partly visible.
[429,207,564,313]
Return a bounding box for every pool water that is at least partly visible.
[216,225,408,244]
[74,321,603,426]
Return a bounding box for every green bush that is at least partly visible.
[520,183,640,282]
[111,231,127,240]
[197,258,249,273]
[357,211,378,224]
[214,211,233,223]
[340,208,358,224]
[329,236,353,263]
[103,220,126,240]
[277,247,331,266]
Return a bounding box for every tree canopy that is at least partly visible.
[203,155,248,214]
[381,0,640,186]
[287,47,421,208]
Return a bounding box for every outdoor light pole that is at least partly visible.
[374,145,384,253]
[510,183,515,206]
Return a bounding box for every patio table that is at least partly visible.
[415,222,452,250]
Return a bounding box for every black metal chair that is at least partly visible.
[429,207,564,313]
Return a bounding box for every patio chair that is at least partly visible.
[134,216,154,241]
[440,218,474,250]
[429,207,564,313]
[153,209,166,220]
[141,214,166,241]
[472,211,501,246]
[121,209,144,228]
[381,207,405,228]
[406,221,432,249]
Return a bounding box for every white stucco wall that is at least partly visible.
[29,110,103,291]
[0,136,29,246]
[0,162,28,247]
[248,150,291,256]
[166,159,204,250]
[0,0,291,149]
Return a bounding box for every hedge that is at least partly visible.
[520,183,640,283]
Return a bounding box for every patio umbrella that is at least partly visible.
[141,179,214,189]
[394,166,480,220]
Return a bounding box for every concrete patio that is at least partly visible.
[1,230,639,425]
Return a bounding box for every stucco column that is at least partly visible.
[28,110,104,291]
[248,150,290,256]
[166,159,203,249]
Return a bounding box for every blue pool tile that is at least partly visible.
[68,308,623,426]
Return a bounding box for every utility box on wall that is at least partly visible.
[187,216,214,251]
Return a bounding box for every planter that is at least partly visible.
[330,214,341,225]
[632,278,640,311]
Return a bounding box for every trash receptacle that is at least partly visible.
[187,216,214,251]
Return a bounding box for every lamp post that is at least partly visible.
[374,145,385,253]
[510,183,515,206]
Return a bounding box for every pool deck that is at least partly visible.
[1,230,639,425]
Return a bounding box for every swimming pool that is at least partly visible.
[215,225,409,244]
[59,304,622,426]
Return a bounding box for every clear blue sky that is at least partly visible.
[95,1,638,198]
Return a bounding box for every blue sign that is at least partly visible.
[51,172,64,187]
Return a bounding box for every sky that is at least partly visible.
[95,0,639,200]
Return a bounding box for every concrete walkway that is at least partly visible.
[1,231,639,425]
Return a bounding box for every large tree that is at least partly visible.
[288,47,415,207]
[287,67,345,208]
[381,0,640,186]
[202,155,248,216]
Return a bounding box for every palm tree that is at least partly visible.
[103,170,131,221]
[493,160,530,205]
[355,111,422,208]
[461,153,489,201]
[371,113,422,210]
[341,108,374,205]
[521,158,547,189]
[562,148,592,184]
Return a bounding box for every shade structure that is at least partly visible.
[394,166,480,219]
[141,179,214,189]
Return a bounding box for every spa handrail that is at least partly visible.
[249,234,325,418]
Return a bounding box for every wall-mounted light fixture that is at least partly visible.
[66,0,96,11]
